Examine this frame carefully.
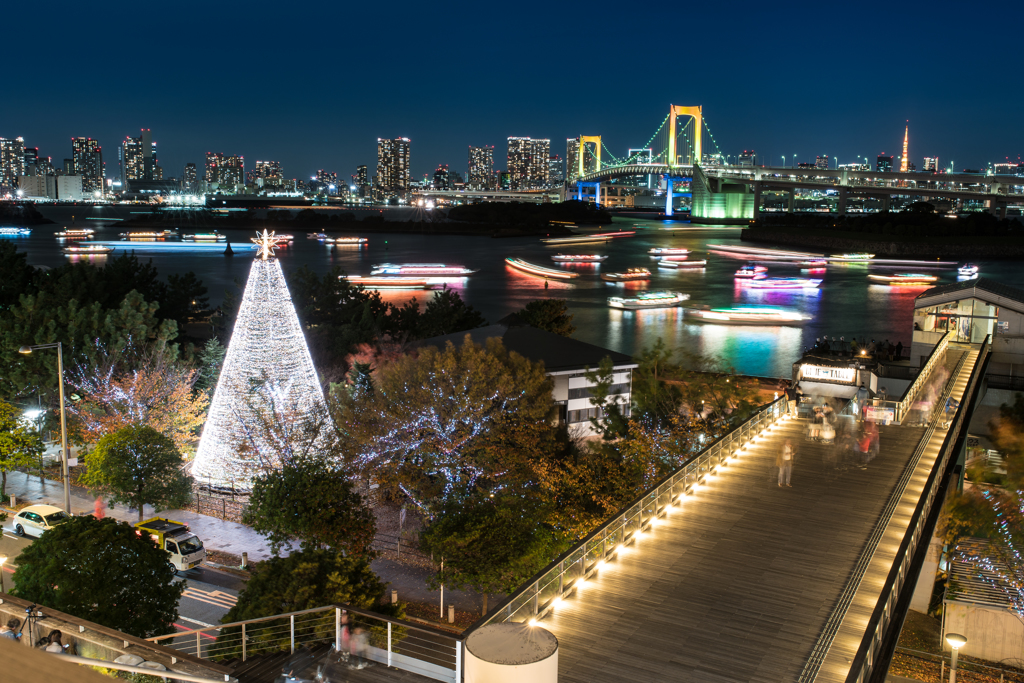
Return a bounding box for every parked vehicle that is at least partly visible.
[12,504,71,538]
[134,518,207,572]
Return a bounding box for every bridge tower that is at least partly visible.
[665,105,701,216]
[576,135,603,205]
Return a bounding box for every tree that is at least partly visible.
[584,356,630,439]
[415,286,487,338]
[0,241,35,311]
[194,337,226,394]
[215,550,401,658]
[11,516,182,638]
[631,339,684,422]
[337,337,557,514]
[420,497,561,614]
[83,425,193,522]
[0,399,44,496]
[514,299,575,337]
[243,455,376,557]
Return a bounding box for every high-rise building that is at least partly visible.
[566,138,598,183]
[376,137,411,200]
[923,157,939,172]
[507,137,549,190]
[182,163,198,193]
[23,147,38,173]
[0,137,26,189]
[548,155,564,187]
[627,148,653,188]
[432,164,450,189]
[120,129,156,189]
[738,150,757,166]
[353,165,369,197]
[251,160,284,188]
[468,145,494,189]
[71,137,103,194]
[222,155,244,186]
[205,152,224,184]
[815,155,829,170]
[876,155,893,173]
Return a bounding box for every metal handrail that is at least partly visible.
[463,396,790,636]
[844,337,991,683]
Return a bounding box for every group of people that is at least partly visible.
[774,401,884,488]
[808,336,904,361]
[0,619,68,654]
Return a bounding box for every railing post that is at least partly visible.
[196,630,201,659]
[242,623,246,661]
[532,582,539,616]
[387,622,392,668]
[290,614,295,654]
[336,608,341,652]
[558,559,564,596]
[455,640,462,683]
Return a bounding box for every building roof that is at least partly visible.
[414,314,635,373]
[916,278,1024,313]
[947,538,1018,610]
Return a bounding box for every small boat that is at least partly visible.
[686,305,809,326]
[649,247,690,256]
[957,264,979,277]
[0,227,31,235]
[832,253,875,260]
[273,234,295,243]
[307,232,328,240]
[326,236,368,244]
[658,259,707,269]
[182,233,226,241]
[741,277,822,289]
[505,258,579,279]
[344,275,431,290]
[801,259,828,267]
[868,273,939,286]
[541,231,635,245]
[55,228,95,239]
[608,291,690,310]
[119,230,173,239]
[601,268,651,282]
[735,265,768,278]
[551,254,608,263]
[371,263,477,276]
[63,244,113,255]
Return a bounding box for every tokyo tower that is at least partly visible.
[900,122,909,173]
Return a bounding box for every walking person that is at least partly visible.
[777,440,794,487]
[350,627,370,669]
[895,340,903,360]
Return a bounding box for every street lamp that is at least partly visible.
[0,555,7,593]
[946,633,967,682]
[18,343,71,513]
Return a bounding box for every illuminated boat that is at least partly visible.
[686,305,809,325]
[63,244,113,255]
[182,233,226,241]
[540,230,635,245]
[608,291,690,310]
[801,259,827,267]
[551,254,608,263]
[343,276,431,290]
[505,258,579,279]
[55,228,95,239]
[326,236,368,244]
[658,259,707,269]
[371,263,477,276]
[273,234,295,242]
[307,232,328,240]
[832,253,875,260]
[735,265,767,278]
[741,277,822,289]
[119,230,173,239]
[957,264,979,277]
[649,247,690,255]
[867,273,939,286]
[601,268,651,282]
[0,227,31,235]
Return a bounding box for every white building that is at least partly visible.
[18,174,83,200]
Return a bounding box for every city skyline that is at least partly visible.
[4,1,1023,181]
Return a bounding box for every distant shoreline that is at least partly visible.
[741,227,1024,258]
[115,219,577,238]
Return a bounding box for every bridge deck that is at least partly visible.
[540,412,931,681]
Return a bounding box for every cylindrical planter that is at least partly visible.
[465,622,558,683]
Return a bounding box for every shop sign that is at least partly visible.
[801,365,856,383]
[866,406,896,424]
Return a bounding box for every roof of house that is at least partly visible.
[414,313,635,373]
[916,278,1024,312]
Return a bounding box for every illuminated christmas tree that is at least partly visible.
[192,230,330,488]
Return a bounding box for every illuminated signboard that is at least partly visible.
[801,365,856,383]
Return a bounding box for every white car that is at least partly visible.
[12,504,72,538]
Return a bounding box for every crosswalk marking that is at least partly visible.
[182,588,238,610]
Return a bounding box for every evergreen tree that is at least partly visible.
[415,286,486,338]
[515,299,575,337]
[194,337,226,394]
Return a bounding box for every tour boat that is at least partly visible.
[119,230,173,239]
[371,263,477,276]
[740,277,822,289]
[541,230,635,245]
[801,259,828,267]
[867,273,939,286]
[63,244,113,255]
[648,247,690,256]
[326,237,368,244]
[601,268,651,282]
[734,265,768,278]
[55,228,95,239]
[0,227,31,235]
[307,232,328,240]
[686,305,810,326]
[182,233,226,241]
[832,253,875,260]
[957,264,979,277]
[273,234,295,242]
[658,259,707,269]
[550,254,607,263]
[505,258,579,279]
[608,291,690,310]
[344,275,432,290]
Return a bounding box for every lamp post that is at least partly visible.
[946,633,966,682]
[18,343,71,514]
[0,555,7,593]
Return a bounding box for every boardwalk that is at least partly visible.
[542,416,928,683]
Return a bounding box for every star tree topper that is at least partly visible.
[252,229,279,260]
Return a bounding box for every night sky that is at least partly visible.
[7,0,1022,182]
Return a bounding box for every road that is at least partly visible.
[0,523,245,637]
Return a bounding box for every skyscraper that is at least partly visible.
[923,157,939,172]
[376,137,411,200]
[507,137,549,190]
[627,148,653,188]
[0,137,26,189]
[354,165,369,197]
[815,155,829,170]
[876,155,893,173]
[252,160,284,188]
[566,138,598,183]
[71,137,103,194]
[468,145,494,189]
[205,152,224,185]
[182,163,198,193]
[548,155,564,187]
[222,155,244,186]
[120,129,156,189]
[432,164,450,189]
